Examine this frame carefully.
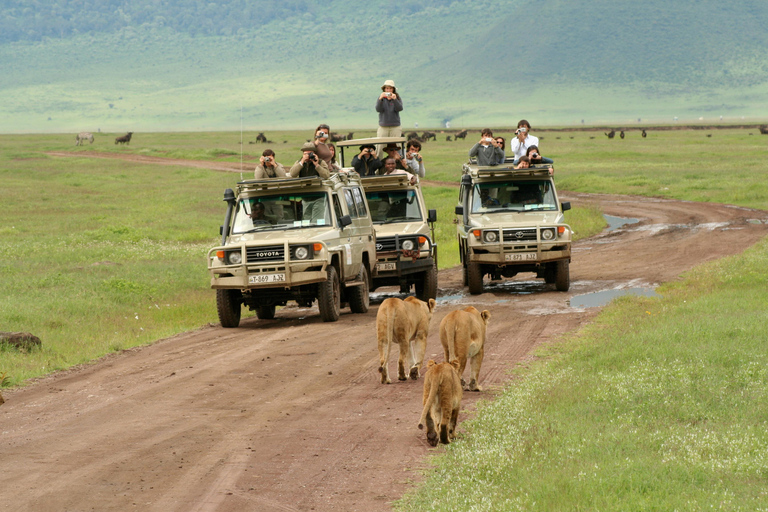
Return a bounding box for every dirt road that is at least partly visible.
[2,193,767,512]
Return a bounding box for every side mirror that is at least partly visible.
[428,209,437,223]
[561,201,571,212]
[454,205,464,215]
[219,225,224,236]
[339,214,352,228]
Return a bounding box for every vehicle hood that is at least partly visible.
[374,222,430,238]
[228,226,341,244]
[469,211,564,227]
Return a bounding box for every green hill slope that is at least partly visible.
[2,0,767,133]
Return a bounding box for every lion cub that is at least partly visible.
[439,306,491,391]
[418,359,462,446]
[376,296,436,384]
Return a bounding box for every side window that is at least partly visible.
[332,194,344,223]
[352,187,367,218]
[344,189,359,218]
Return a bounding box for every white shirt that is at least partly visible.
[510,134,540,161]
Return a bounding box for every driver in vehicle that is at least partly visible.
[249,202,269,225]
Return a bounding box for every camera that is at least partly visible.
[531,153,539,159]
[516,127,527,134]
[484,137,493,143]
[385,92,392,97]
[316,132,326,139]
[264,156,271,162]
[308,152,317,162]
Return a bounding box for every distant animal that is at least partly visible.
[707,134,712,138]
[75,132,94,146]
[376,296,436,384]
[406,131,419,140]
[556,136,561,140]
[329,132,343,142]
[454,129,468,140]
[589,136,595,139]
[642,129,647,138]
[255,132,268,143]
[758,125,768,135]
[346,132,354,140]
[446,136,452,141]
[439,306,490,391]
[605,130,615,139]
[417,359,462,446]
[570,136,574,139]
[114,132,133,145]
[421,131,437,142]
[620,130,625,139]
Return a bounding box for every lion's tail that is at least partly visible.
[418,368,440,430]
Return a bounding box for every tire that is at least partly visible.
[348,265,370,314]
[216,289,242,328]
[255,304,276,319]
[317,266,341,322]
[415,263,438,301]
[467,261,484,295]
[555,260,570,291]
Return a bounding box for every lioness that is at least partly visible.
[376,296,436,384]
[439,306,491,391]
[418,359,462,446]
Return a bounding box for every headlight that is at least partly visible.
[483,230,498,243]
[226,251,242,265]
[402,239,415,251]
[541,228,555,241]
[294,246,309,260]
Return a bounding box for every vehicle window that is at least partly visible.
[332,194,344,223]
[352,187,368,218]
[364,189,422,224]
[344,189,358,218]
[232,192,331,233]
[471,180,557,213]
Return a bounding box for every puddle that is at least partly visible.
[569,287,660,308]
[604,214,640,232]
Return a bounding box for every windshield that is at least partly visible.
[232,192,331,234]
[471,180,557,214]
[365,189,422,224]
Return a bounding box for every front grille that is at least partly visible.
[503,229,537,242]
[375,236,419,252]
[246,245,284,262]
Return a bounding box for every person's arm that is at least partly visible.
[254,164,266,179]
[375,98,384,113]
[289,160,303,177]
[469,143,480,157]
[314,160,331,179]
[393,98,403,112]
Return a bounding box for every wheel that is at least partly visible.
[348,265,370,314]
[467,261,484,295]
[415,263,438,301]
[462,263,468,287]
[255,304,276,319]
[555,260,570,291]
[317,266,341,322]
[216,289,242,328]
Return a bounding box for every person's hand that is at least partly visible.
[516,130,527,142]
[300,152,310,163]
[409,176,417,185]
[379,92,389,100]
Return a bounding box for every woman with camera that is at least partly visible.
[311,123,334,167]
[510,119,539,162]
[375,80,403,155]
[290,142,331,179]
[521,145,553,165]
[254,149,287,179]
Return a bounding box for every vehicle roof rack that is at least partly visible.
[236,171,362,193]
[462,163,553,178]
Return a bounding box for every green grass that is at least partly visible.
[396,237,768,511]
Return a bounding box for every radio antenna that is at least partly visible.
[240,104,244,172]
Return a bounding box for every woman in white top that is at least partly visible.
[509,119,539,161]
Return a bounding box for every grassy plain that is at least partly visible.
[396,128,768,510]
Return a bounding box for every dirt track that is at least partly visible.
[2,187,768,511]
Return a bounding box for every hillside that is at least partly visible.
[2,0,768,132]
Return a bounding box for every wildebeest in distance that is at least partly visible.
[75,132,94,146]
[115,132,133,145]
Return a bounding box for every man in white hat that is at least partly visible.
[375,79,403,155]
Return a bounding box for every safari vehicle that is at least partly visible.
[336,137,438,300]
[455,162,572,294]
[207,172,375,327]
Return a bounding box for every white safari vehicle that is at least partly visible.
[455,162,572,294]
[208,172,376,327]
[336,137,438,300]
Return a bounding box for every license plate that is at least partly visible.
[377,262,397,272]
[505,252,537,262]
[249,273,286,284]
